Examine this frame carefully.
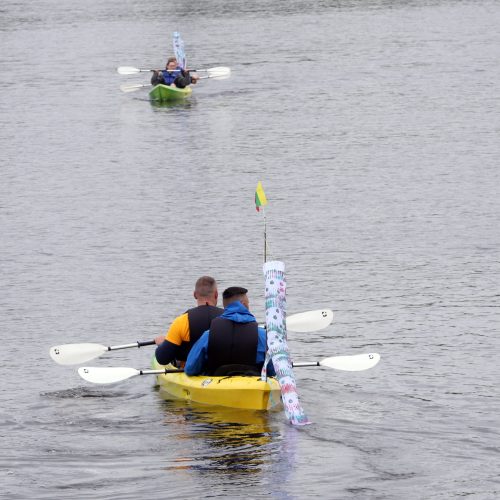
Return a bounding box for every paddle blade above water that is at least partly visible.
[78,366,140,384]
[320,353,380,371]
[49,343,108,365]
[117,66,143,75]
[205,66,231,78]
[287,309,333,332]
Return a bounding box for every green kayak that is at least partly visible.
[149,84,192,102]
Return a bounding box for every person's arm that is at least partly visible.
[150,70,163,85]
[179,68,197,84]
[155,340,179,365]
[155,313,189,365]
[184,331,210,376]
[189,71,199,84]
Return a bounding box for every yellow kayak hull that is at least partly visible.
[152,359,282,410]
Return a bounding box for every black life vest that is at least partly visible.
[176,304,223,361]
[205,317,260,376]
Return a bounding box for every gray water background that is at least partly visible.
[1,0,499,498]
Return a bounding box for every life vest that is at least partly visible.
[160,67,182,85]
[205,317,260,375]
[176,305,223,361]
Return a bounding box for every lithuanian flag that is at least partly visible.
[255,181,268,211]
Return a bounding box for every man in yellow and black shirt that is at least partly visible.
[154,276,223,367]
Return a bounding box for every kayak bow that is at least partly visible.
[149,84,192,102]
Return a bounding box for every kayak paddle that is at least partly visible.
[293,352,381,371]
[78,353,380,385]
[49,309,333,365]
[119,69,231,93]
[284,308,333,333]
[117,66,230,77]
[49,340,156,366]
[78,366,182,384]
[120,83,151,93]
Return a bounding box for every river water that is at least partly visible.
[1,0,499,498]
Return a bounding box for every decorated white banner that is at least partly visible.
[262,261,310,425]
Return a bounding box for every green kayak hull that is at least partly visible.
[149,84,192,102]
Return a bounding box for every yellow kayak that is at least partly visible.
[152,358,282,410]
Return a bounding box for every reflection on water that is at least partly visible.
[40,387,127,399]
[149,98,196,110]
[3,0,500,496]
[158,398,282,475]
[122,92,196,109]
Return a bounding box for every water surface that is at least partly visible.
[1,0,499,498]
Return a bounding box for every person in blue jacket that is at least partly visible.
[184,287,275,377]
[151,57,199,88]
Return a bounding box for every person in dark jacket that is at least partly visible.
[150,57,199,88]
[155,276,223,368]
[184,287,275,376]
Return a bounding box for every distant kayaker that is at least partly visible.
[154,276,223,368]
[151,57,199,88]
[184,287,275,376]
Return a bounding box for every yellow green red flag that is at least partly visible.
[255,181,268,212]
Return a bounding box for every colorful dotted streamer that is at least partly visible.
[262,261,310,425]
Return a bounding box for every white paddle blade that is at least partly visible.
[206,66,231,78]
[320,353,380,371]
[120,83,150,93]
[49,343,107,365]
[117,66,142,75]
[209,73,231,81]
[78,367,140,384]
[287,309,333,332]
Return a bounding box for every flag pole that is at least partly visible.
[263,207,267,263]
[255,181,268,263]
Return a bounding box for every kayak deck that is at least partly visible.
[149,84,192,102]
[152,360,282,410]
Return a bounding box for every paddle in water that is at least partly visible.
[77,353,380,384]
[49,308,334,365]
